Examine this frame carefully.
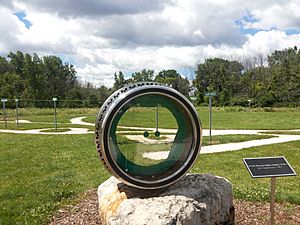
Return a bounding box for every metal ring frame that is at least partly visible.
[95,82,202,189]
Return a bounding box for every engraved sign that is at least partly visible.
[243,156,296,178]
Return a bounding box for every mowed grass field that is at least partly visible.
[83,106,300,130]
[0,107,300,224]
[2,106,300,130]
[0,133,109,225]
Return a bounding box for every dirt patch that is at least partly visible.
[234,199,300,224]
[48,189,300,225]
[48,190,100,225]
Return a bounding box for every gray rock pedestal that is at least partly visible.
[98,174,234,225]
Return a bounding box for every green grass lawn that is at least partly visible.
[2,107,98,124]
[193,140,300,204]
[0,122,92,130]
[41,128,72,133]
[202,134,275,146]
[1,107,300,224]
[260,131,300,135]
[83,107,300,130]
[2,107,300,130]
[0,133,109,225]
[197,110,300,130]
[0,132,298,225]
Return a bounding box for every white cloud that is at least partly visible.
[244,0,300,30]
[0,0,299,87]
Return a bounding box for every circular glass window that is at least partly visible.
[95,83,202,189]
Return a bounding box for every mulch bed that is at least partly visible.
[48,189,300,225]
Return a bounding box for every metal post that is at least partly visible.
[248,99,252,108]
[270,177,276,225]
[53,98,57,131]
[3,100,7,129]
[156,105,159,132]
[16,99,19,128]
[209,96,212,142]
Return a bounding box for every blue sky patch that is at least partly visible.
[58,54,77,66]
[176,68,195,80]
[14,11,32,29]
[284,29,300,35]
[235,11,262,35]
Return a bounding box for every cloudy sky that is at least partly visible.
[0,0,300,87]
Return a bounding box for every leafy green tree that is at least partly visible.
[113,71,126,90]
[42,55,77,100]
[8,51,25,78]
[0,56,12,74]
[97,85,112,106]
[0,72,21,101]
[155,69,190,97]
[267,47,300,106]
[132,69,154,82]
[195,58,243,105]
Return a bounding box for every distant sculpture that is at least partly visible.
[95,82,202,189]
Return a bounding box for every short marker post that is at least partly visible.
[53,97,57,131]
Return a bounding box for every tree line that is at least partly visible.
[195,46,300,107]
[113,69,190,97]
[0,51,111,107]
[1,47,299,108]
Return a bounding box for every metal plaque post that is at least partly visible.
[270,177,276,225]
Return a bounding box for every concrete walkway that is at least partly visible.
[70,117,94,126]
[1,116,300,156]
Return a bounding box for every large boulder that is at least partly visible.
[98,174,234,225]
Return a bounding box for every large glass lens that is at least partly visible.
[108,94,194,182]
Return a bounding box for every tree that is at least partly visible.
[0,56,12,74]
[113,71,126,90]
[0,72,21,101]
[267,47,300,106]
[155,69,190,97]
[195,58,244,105]
[40,55,78,105]
[8,51,25,78]
[132,69,154,82]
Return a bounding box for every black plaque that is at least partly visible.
[243,156,296,178]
